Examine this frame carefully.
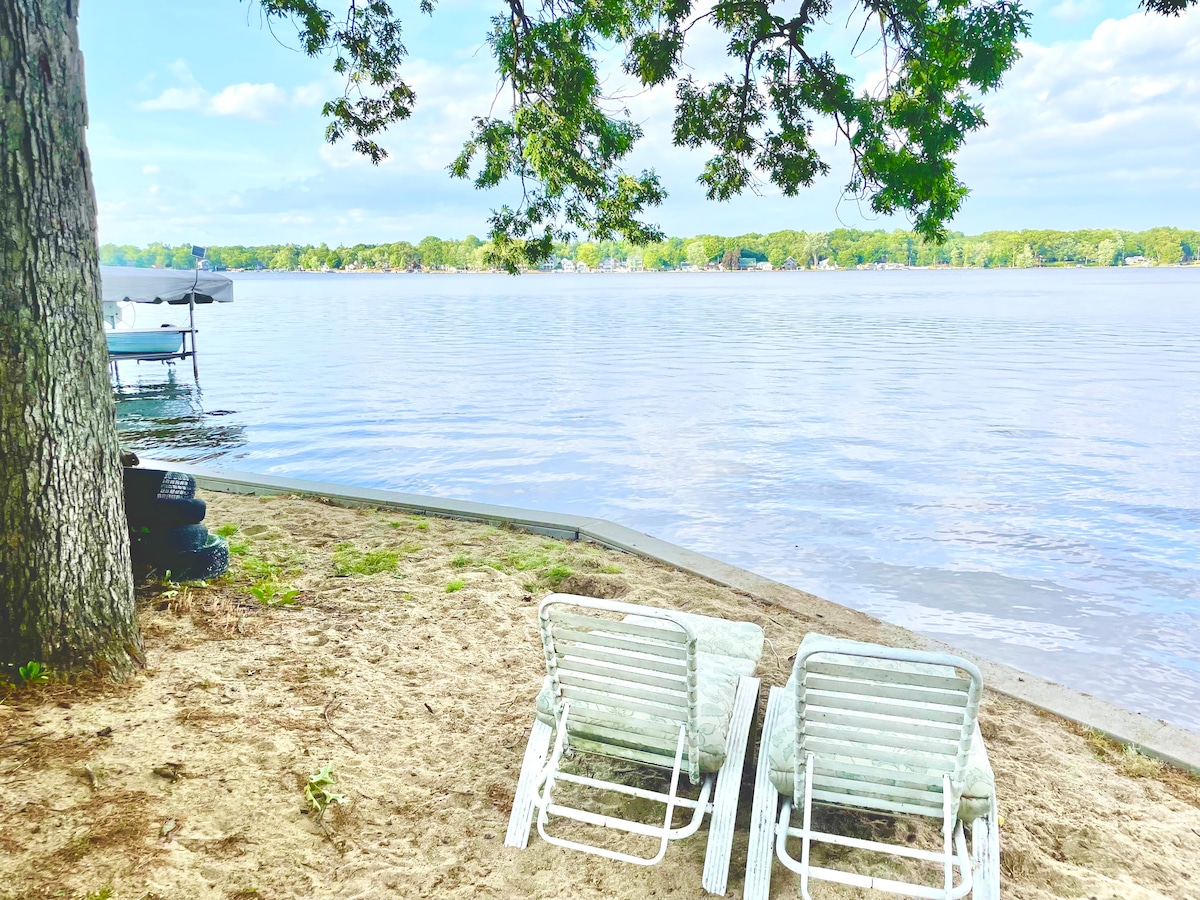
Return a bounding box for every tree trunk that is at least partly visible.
[0,0,143,681]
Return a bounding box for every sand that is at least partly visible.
[1,490,1198,900]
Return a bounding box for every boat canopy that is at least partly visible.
[100,266,234,305]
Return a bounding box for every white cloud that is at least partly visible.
[138,61,307,120]
[140,164,160,175]
[292,83,326,107]
[208,82,289,119]
[139,86,207,112]
[1050,0,1101,22]
[955,7,1200,227]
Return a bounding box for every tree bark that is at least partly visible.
[0,0,143,681]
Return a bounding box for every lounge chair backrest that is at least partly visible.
[794,638,983,819]
[539,594,701,781]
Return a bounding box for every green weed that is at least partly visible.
[333,542,401,576]
[214,523,240,538]
[445,579,465,593]
[239,554,280,579]
[250,580,300,608]
[305,763,347,818]
[451,554,472,568]
[18,661,50,685]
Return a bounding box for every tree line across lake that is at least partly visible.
[101,226,1199,273]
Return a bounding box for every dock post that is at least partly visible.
[189,297,199,380]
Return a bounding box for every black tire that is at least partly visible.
[165,535,229,582]
[126,496,206,527]
[123,467,196,503]
[144,525,210,554]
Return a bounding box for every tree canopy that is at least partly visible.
[260,0,1034,271]
[261,0,1194,272]
[101,226,1200,272]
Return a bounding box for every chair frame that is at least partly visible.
[745,639,999,900]
[506,593,760,896]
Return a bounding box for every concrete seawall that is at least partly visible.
[144,458,1200,774]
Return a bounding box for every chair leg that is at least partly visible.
[971,798,1001,899]
[744,685,786,900]
[702,676,760,896]
[504,718,554,849]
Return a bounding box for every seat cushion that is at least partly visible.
[536,613,763,774]
[623,611,764,668]
[766,643,995,822]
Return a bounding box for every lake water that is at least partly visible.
[112,269,1200,732]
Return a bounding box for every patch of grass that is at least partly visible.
[445,579,466,593]
[451,554,472,568]
[85,889,114,900]
[333,542,401,576]
[214,523,240,538]
[1083,727,1163,778]
[1119,744,1163,778]
[545,565,574,588]
[504,550,551,571]
[238,554,280,579]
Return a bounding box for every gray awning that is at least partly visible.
[100,266,234,305]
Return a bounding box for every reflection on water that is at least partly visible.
[113,371,245,460]
[110,269,1200,731]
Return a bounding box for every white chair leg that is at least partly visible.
[702,675,760,896]
[505,718,553,848]
[971,799,1001,899]
[744,685,786,900]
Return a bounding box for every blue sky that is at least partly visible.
[78,0,1200,245]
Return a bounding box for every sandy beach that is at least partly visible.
[2,490,1197,899]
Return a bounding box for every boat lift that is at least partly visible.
[101,258,234,379]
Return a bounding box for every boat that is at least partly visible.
[101,266,234,376]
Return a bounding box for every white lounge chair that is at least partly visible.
[505,593,763,895]
[745,634,999,900]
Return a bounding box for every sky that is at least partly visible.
[77,0,1200,246]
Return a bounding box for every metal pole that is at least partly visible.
[189,297,198,379]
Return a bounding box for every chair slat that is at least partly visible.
[557,671,689,708]
[560,685,690,722]
[558,645,689,677]
[805,673,969,708]
[805,707,966,741]
[556,657,689,691]
[811,772,944,804]
[547,609,689,643]
[810,788,944,818]
[552,626,689,660]
[804,721,958,755]
[567,721,685,756]
[802,736,955,768]
[805,660,970,693]
[567,737,684,769]
[567,708,684,742]
[811,758,944,789]
[803,689,968,725]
